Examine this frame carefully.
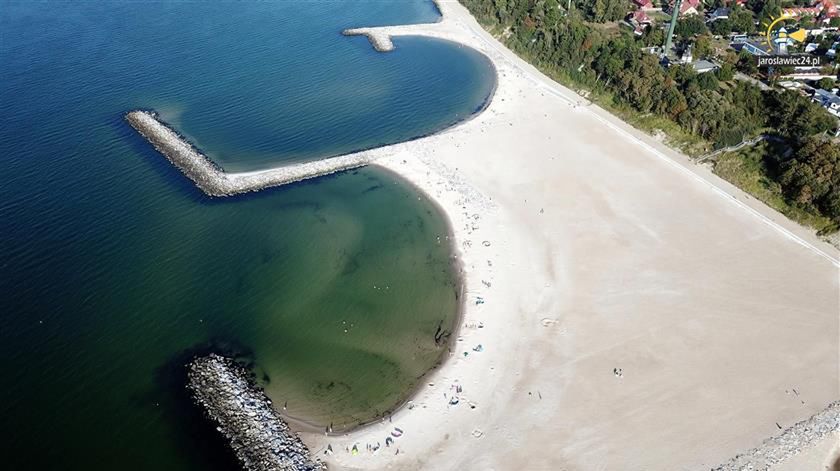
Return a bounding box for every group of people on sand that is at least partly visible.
[327,426,405,458]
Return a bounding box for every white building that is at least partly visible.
[813,89,840,117]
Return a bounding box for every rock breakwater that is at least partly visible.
[187,354,325,471]
[126,110,375,197]
[341,29,394,52]
[712,401,840,470]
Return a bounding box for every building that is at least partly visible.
[782,6,822,17]
[707,7,730,22]
[812,89,840,116]
[681,45,693,63]
[782,0,839,24]
[628,10,653,35]
[692,59,719,73]
[782,68,836,79]
[633,0,658,10]
[673,0,702,16]
[736,39,773,56]
[773,27,795,55]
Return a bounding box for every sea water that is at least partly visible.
[0,0,494,469]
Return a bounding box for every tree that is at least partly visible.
[729,6,756,34]
[641,25,665,47]
[460,0,840,224]
[697,71,719,90]
[576,0,627,22]
[717,62,735,81]
[781,138,840,220]
[657,85,689,118]
[757,0,781,27]
[768,90,838,142]
[604,0,628,21]
[736,49,758,75]
[675,16,708,39]
[709,19,733,36]
[694,34,713,59]
[817,77,837,90]
[591,0,606,22]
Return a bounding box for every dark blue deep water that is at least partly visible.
[0,1,494,469]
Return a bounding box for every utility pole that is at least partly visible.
[663,0,682,57]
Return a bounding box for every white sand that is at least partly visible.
[300,1,840,469]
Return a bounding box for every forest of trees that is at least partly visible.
[461,0,840,228]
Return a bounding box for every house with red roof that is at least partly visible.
[633,0,657,11]
[782,0,839,23]
[628,9,654,35]
[821,0,839,18]
[782,5,822,17]
[681,0,702,16]
[633,10,653,24]
[670,0,701,17]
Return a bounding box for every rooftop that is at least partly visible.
[692,59,719,72]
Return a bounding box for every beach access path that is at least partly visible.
[300,1,840,470]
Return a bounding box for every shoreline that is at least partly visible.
[279,164,468,436]
[124,2,496,438]
[301,1,839,470]
[125,49,496,196]
[129,0,838,468]
[128,105,475,436]
[187,354,324,471]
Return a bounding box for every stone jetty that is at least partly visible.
[712,401,840,470]
[341,29,395,52]
[341,1,456,54]
[126,110,375,197]
[187,354,325,471]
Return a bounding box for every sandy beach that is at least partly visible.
[298,1,840,470]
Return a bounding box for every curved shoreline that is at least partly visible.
[304,1,840,470]
[129,0,839,468]
[125,52,496,197]
[278,164,468,437]
[130,104,474,434]
[124,0,497,438]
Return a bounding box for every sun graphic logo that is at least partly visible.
[763,14,808,55]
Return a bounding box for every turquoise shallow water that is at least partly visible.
[0,1,494,469]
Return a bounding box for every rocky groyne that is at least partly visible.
[127,111,230,195]
[712,401,840,470]
[187,354,325,471]
[341,29,394,52]
[126,110,374,197]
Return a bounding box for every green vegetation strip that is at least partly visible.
[461,0,839,234]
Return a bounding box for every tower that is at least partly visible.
[663,0,683,57]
